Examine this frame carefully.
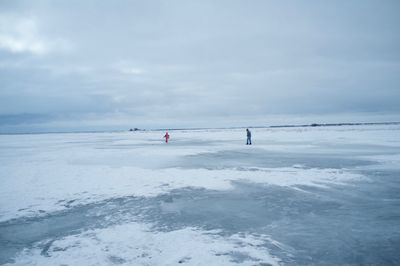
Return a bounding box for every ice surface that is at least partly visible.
[1,125,400,265]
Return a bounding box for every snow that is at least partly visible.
[1,124,399,265]
[0,163,366,222]
[7,223,280,266]
[0,127,376,222]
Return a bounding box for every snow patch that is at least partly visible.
[0,162,365,222]
[7,222,281,266]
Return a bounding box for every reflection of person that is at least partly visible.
[246,128,252,145]
[164,130,170,143]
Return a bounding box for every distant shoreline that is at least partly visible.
[151,121,400,132]
[1,121,399,136]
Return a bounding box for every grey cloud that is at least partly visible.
[0,0,399,132]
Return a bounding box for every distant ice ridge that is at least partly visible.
[0,161,366,222]
[6,222,281,266]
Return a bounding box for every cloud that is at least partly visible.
[0,113,52,126]
[0,15,71,55]
[111,61,146,76]
[119,67,145,75]
[0,1,399,133]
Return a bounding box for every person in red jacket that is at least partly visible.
[164,130,170,143]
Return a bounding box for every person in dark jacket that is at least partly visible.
[246,128,252,145]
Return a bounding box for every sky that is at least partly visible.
[0,0,399,133]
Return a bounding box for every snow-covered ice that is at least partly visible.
[1,125,400,265]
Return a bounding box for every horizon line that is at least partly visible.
[1,121,399,136]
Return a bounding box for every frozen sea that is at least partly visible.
[1,125,400,265]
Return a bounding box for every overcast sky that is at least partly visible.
[0,0,399,132]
